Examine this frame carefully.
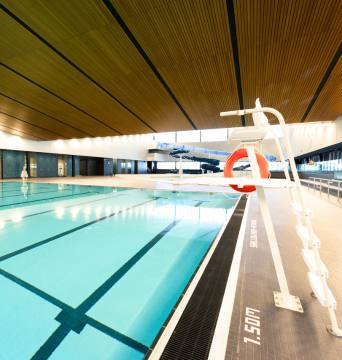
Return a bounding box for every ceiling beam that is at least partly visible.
[102,0,198,131]
[226,0,245,126]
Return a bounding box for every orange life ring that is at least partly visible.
[224,148,269,193]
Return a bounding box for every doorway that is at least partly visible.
[80,159,87,176]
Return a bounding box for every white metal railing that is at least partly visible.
[307,177,341,202]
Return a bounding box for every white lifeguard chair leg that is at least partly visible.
[246,144,303,312]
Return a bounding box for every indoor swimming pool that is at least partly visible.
[0,182,239,360]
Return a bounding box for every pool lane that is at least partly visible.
[0,184,238,359]
[87,218,224,347]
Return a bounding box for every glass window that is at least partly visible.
[176,161,200,170]
[177,130,200,143]
[201,128,228,142]
[157,162,176,170]
[155,132,176,143]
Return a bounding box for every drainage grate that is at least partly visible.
[158,194,248,360]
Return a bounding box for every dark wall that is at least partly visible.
[87,157,103,176]
[3,150,26,178]
[103,159,113,176]
[67,155,72,176]
[37,153,58,177]
[73,156,80,176]
[117,159,123,174]
[136,160,148,174]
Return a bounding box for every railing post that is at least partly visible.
[328,181,330,199]
[313,178,316,194]
[320,179,322,196]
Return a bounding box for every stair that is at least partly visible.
[301,249,328,278]
[296,226,321,248]
[307,273,336,309]
[290,203,313,218]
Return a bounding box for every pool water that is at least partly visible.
[0,182,239,360]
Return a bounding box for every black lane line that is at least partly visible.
[0,186,50,194]
[0,197,157,262]
[0,4,154,134]
[159,195,248,360]
[30,212,179,359]
[102,0,197,131]
[0,111,67,138]
[0,191,99,208]
[0,93,92,137]
[226,0,245,127]
[0,268,147,354]
[1,194,127,224]
[0,62,121,135]
[0,122,46,140]
[300,41,342,123]
[0,188,71,199]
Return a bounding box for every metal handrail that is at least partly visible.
[307,176,341,202]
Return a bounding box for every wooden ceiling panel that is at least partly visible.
[0,94,86,139]
[157,52,241,128]
[0,0,114,43]
[0,113,57,140]
[305,56,342,122]
[0,66,120,137]
[0,5,193,134]
[0,10,44,62]
[0,124,44,141]
[234,0,342,124]
[52,23,193,132]
[0,0,342,141]
[110,0,242,128]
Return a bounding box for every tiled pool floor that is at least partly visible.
[0,182,239,360]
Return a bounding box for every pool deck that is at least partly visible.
[226,187,342,360]
[2,176,342,359]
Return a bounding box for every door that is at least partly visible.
[80,159,87,176]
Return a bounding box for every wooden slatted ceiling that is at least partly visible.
[233,0,342,124]
[0,112,57,140]
[305,55,342,122]
[0,94,87,139]
[111,0,242,128]
[0,0,194,138]
[0,0,341,141]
